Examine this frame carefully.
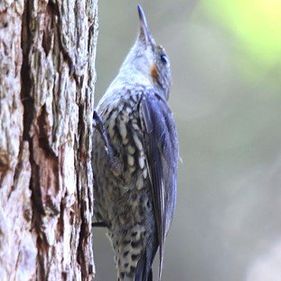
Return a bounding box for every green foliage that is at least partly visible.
[202,0,281,80]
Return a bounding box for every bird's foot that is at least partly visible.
[92,221,109,228]
[93,111,123,175]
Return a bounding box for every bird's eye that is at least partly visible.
[160,53,168,65]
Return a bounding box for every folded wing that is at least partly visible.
[139,90,178,279]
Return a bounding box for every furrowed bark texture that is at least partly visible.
[0,0,98,280]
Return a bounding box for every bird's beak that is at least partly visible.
[137,4,154,46]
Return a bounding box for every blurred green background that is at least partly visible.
[93,1,281,280]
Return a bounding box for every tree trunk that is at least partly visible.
[0,0,98,280]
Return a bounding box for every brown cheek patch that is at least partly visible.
[150,64,159,83]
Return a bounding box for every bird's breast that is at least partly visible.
[93,89,150,214]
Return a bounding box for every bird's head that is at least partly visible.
[119,5,172,100]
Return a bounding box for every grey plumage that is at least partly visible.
[92,5,178,281]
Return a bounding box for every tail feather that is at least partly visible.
[148,269,153,281]
[134,237,158,281]
[135,252,149,281]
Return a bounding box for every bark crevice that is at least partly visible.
[21,0,33,142]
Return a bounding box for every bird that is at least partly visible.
[92,4,179,281]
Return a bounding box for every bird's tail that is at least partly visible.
[134,237,158,281]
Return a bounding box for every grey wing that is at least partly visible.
[139,91,179,279]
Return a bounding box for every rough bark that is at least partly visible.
[0,0,98,280]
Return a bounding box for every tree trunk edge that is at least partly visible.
[0,0,98,280]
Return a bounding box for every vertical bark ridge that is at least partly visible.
[0,0,98,280]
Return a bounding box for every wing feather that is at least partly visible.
[139,90,178,279]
